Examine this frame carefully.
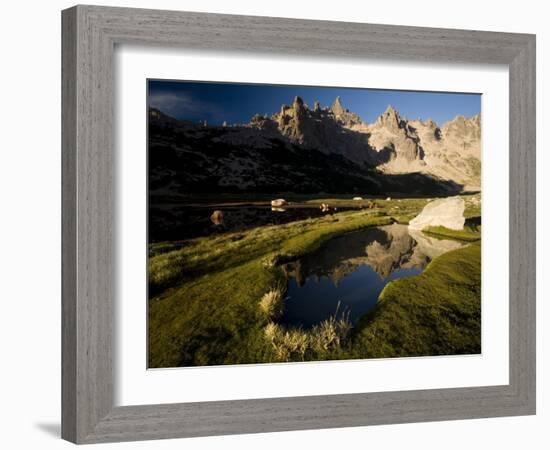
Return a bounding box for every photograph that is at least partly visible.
[147,80,482,368]
[1,0,541,446]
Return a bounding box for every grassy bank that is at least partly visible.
[423,226,481,242]
[422,215,481,242]
[350,242,481,358]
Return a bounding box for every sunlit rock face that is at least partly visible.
[408,197,466,231]
[267,96,376,165]
[241,97,480,187]
[363,105,426,172]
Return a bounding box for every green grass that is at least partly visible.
[350,242,481,358]
[148,210,392,367]
[423,225,481,242]
[148,194,482,367]
[422,214,481,242]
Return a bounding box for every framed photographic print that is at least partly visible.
[62,5,536,444]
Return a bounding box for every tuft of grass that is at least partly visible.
[263,303,353,363]
[259,286,286,319]
[310,312,353,353]
[264,322,309,362]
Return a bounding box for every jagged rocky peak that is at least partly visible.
[331,96,345,116]
[249,113,277,131]
[450,114,467,126]
[293,95,306,111]
[423,119,443,140]
[442,114,481,140]
[424,118,437,129]
[446,114,478,129]
[366,105,426,168]
[377,105,403,130]
[329,96,363,126]
[313,100,321,113]
[410,117,442,141]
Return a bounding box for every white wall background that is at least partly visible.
[0,0,546,448]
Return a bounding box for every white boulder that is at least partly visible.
[408,196,465,230]
[271,198,287,207]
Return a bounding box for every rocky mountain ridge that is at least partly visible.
[243,96,481,189]
[148,95,479,197]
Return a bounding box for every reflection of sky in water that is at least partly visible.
[281,266,422,329]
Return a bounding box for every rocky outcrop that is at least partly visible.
[242,97,481,189]
[242,98,481,188]
[363,105,426,172]
[254,96,378,166]
[331,96,362,126]
[409,115,481,190]
[408,197,466,230]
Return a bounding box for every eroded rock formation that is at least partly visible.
[244,97,481,189]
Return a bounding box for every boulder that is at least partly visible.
[271,199,287,207]
[408,197,465,230]
[210,210,224,225]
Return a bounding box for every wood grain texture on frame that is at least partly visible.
[61,4,536,444]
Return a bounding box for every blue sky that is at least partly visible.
[148,80,481,126]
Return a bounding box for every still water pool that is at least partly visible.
[279,224,464,329]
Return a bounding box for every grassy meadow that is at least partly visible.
[148,194,482,368]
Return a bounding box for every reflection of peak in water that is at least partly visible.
[283,224,465,285]
[407,228,465,260]
[364,223,419,278]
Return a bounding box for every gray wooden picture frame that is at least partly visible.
[61,4,536,444]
